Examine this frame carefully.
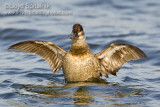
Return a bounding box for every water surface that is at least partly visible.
[0,0,160,106]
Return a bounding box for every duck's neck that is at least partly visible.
[69,39,92,56]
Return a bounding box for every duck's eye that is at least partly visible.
[71,32,78,37]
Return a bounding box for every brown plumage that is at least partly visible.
[8,40,67,73]
[95,43,146,77]
[8,24,147,82]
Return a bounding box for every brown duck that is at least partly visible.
[9,24,147,82]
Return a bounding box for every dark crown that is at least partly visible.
[72,24,83,34]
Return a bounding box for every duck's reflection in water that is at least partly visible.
[20,81,145,106]
[71,86,94,105]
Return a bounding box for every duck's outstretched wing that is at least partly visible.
[8,40,67,73]
[95,43,147,77]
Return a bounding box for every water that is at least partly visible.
[0,0,160,106]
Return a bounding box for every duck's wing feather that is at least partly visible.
[8,40,67,73]
[95,43,146,77]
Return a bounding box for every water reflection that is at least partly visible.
[16,81,146,106]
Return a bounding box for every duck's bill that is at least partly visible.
[70,32,78,39]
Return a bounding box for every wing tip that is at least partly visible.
[143,52,147,58]
[8,45,15,50]
[8,41,25,50]
[8,46,11,50]
[138,50,147,59]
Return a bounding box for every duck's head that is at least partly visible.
[70,24,85,41]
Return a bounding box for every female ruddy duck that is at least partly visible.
[9,24,147,82]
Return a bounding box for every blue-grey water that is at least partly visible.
[0,0,160,106]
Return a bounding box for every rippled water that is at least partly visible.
[0,0,160,106]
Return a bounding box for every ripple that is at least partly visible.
[152,94,160,100]
[75,1,111,7]
[24,73,52,79]
[10,83,23,89]
[0,93,17,99]
[0,28,44,41]
[146,77,160,83]
[123,76,140,82]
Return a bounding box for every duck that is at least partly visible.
[8,24,147,82]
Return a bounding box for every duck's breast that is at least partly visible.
[62,53,100,82]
